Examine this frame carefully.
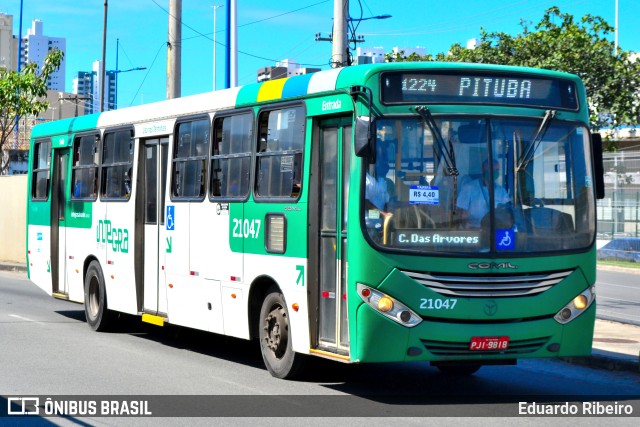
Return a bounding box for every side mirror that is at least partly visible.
[350,85,375,158]
[591,133,605,199]
[354,116,374,158]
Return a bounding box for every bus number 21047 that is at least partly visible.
[420,298,458,310]
[232,218,262,239]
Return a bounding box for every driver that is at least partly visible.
[456,159,510,227]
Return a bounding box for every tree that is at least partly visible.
[386,7,640,148]
[0,49,64,175]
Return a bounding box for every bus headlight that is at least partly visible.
[357,283,422,328]
[554,286,596,324]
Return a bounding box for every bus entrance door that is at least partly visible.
[314,118,351,355]
[51,147,70,297]
[140,138,169,316]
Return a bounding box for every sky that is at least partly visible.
[2,0,639,109]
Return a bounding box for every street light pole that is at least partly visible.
[116,38,119,109]
[212,4,223,91]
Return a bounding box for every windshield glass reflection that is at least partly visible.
[363,116,596,255]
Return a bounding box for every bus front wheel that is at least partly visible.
[258,287,305,379]
[84,261,114,331]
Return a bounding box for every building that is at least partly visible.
[20,19,66,91]
[392,46,427,59]
[0,13,18,71]
[6,90,84,175]
[257,59,320,82]
[467,38,481,49]
[72,60,116,114]
[354,46,386,65]
[353,46,427,64]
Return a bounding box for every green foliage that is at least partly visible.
[0,49,64,174]
[386,7,640,140]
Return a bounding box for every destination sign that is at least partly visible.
[381,72,578,110]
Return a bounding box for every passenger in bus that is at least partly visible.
[365,144,396,242]
[73,179,85,198]
[124,168,132,197]
[365,144,394,212]
[456,159,510,228]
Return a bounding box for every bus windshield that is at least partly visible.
[363,116,596,255]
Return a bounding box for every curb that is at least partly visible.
[0,262,27,273]
[561,349,639,373]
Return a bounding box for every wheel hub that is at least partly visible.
[264,306,288,357]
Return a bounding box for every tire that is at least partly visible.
[435,364,481,376]
[258,287,305,379]
[84,260,114,331]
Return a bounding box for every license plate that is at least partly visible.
[469,336,509,351]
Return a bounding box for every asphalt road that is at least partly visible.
[0,269,638,425]
[596,267,640,326]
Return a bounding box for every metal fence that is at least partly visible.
[597,151,640,239]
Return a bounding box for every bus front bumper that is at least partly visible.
[352,303,595,364]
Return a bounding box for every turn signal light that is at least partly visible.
[554,286,595,324]
[357,283,422,328]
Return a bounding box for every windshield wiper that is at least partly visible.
[517,109,556,172]
[415,106,458,177]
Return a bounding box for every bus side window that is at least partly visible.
[31,140,51,200]
[71,134,99,200]
[210,112,253,200]
[101,129,133,200]
[255,106,304,199]
[172,118,209,200]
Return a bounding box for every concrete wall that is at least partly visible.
[0,175,27,263]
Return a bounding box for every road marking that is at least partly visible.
[8,314,47,325]
[597,309,640,320]
[596,281,639,290]
[598,295,640,304]
[9,314,34,322]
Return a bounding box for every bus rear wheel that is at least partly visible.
[84,261,114,331]
[258,287,305,379]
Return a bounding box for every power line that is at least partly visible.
[129,42,165,107]
[150,0,327,67]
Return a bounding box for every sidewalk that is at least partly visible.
[564,319,640,373]
[1,261,638,373]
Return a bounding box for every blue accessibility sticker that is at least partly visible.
[166,206,175,230]
[496,229,515,251]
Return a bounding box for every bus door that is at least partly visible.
[313,117,351,355]
[139,137,169,315]
[51,147,70,296]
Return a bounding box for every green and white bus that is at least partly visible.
[26,62,604,378]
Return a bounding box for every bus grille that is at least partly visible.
[421,337,550,356]
[401,270,573,298]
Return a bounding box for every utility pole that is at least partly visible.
[614,0,619,53]
[212,4,223,91]
[331,0,348,68]
[100,0,108,112]
[230,0,238,87]
[59,94,91,117]
[316,2,389,67]
[167,0,182,99]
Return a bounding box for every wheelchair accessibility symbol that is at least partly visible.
[496,229,515,251]
[166,206,175,230]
